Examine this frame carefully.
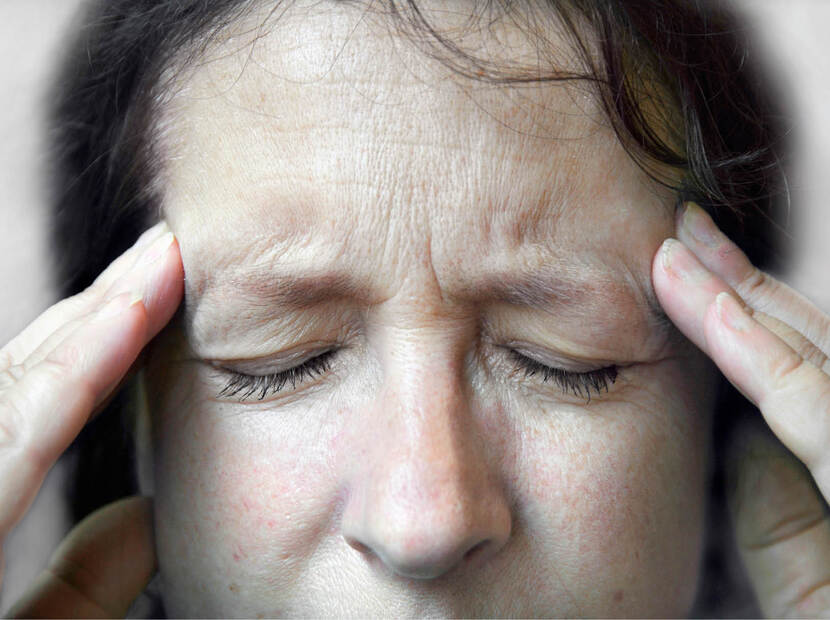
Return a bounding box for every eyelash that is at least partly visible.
[507,350,618,402]
[216,348,618,402]
[217,349,336,401]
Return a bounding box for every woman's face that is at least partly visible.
[141,3,716,616]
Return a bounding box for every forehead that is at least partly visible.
[156,1,674,330]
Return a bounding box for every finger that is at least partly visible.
[652,239,828,376]
[2,230,182,379]
[0,237,183,536]
[8,496,157,619]
[0,295,147,538]
[702,291,830,478]
[727,412,830,617]
[677,202,829,353]
[0,221,169,369]
[652,237,742,355]
[653,240,830,473]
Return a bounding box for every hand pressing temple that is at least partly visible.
[1,223,183,617]
[654,202,830,617]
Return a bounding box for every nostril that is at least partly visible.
[463,540,487,562]
[345,536,371,555]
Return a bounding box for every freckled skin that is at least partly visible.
[140,1,717,616]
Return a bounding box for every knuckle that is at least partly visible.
[784,580,830,618]
[736,266,768,302]
[740,510,825,551]
[0,363,26,392]
[39,350,79,381]
[0,397,48,477]
[66,288,101,314]
[0,399,23,450]
[40,351,97,411]
[35,294,96,337]
[51,286,107,322]
[0,349,14,373]
[797,340,829,373]
[768,351,807,391]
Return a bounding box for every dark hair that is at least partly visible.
[50,0,789,615]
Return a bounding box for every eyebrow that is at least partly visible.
[458,272,673,337]
[191,267,672,336]
[230,272,371,308]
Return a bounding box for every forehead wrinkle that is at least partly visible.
[157,0,680,355]
[474,120,629,252]
[155,2,635,257]
[185,231,666,337]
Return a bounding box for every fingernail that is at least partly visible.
[134,221,170,250]
[679,202,721,249]
[716,291,752,332]
[95,292,143,320]
[660,238,708,282]
[140,231,175,266]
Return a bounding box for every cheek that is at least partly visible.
[145,356,343,614]
[509,354,714,614]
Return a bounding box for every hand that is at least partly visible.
[0,222,184,617]
[653,202,830,617]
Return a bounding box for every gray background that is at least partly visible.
[1,0,828,611]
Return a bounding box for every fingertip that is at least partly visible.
[701,290,728,353]
[140,234,185,339]
[651,238,699,324]
[134,220,170,251]
[654,237,677,269]
[651,238,678,304]
[677,202,720,249]
[677,202,754,286]
[651,237,677,277]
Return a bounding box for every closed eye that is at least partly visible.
[508,350,618,402]
[216,349,337,401]
[213,347,618,403]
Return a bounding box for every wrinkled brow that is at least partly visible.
[187,266,673,339]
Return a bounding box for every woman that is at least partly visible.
[3,0,828,616]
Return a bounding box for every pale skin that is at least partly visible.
[3,3,830,617]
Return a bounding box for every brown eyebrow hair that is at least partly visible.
[230,272,372,309]
[188,266,673,340]
[461,273,672,334]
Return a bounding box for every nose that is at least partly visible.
[341,361,512,579]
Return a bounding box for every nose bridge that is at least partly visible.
[384,350,478,510]
[342,329,511,579]
[380,325,485,500]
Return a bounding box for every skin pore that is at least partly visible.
[139,2,717,616]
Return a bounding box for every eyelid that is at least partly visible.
[213,348,339,401]
[506,348,619,401]
[207,342,338,375]
[502,341,615,372]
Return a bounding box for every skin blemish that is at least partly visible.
[229,583,240,593]
[614,590,624,603]
[232,543,247,563]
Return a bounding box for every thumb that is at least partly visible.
[727,410,830,617]
[8,496,157,619]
